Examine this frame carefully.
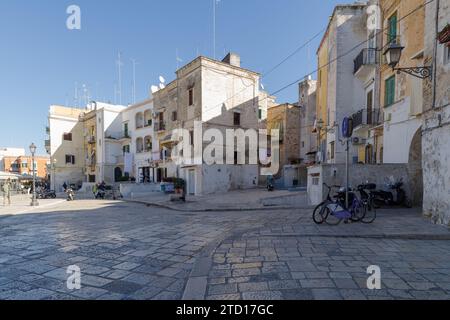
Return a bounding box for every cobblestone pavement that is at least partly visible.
[0,200,449,300]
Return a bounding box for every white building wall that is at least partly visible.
[383,97,422,163]
[326,6,367,164]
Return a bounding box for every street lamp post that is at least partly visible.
[383,43,432,79]
[52,158,57,191]
[29,143,39,207]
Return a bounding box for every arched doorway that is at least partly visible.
[114,167,123,182]
[408,128,423,207]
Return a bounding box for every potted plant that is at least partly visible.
[438,24,450,44]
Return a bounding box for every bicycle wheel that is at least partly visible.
[361,198,377,224]
[324,206,343,226]
[313,202,326,225]
[350,201,366,222]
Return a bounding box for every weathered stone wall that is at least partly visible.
[299,79,318,162]
[421,0,450,226]
[307,163,411,205]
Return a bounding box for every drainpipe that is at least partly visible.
[432,0,440,109]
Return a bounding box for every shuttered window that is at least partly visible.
[388,13,398,44]
[385,75,396,106]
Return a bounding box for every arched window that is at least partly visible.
[144,110,152,127]
[144,136,152,152]
[136,137,144,153]
[135,112,144,129]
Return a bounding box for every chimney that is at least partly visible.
[222,52,241,67]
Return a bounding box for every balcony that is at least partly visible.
[105,132,131,142]
[351,108,384,130]
[154,122,166,132]
[354,48,378,77]
[87,136,96,144]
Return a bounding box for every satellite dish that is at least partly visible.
[159,76,166,84]
[159,83,165,90]
[151,85,159,93]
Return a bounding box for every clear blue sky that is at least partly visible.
[0,0,343,155]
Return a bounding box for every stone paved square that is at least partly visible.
[0,200,449,300]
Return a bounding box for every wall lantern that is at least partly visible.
[383,43,432,79]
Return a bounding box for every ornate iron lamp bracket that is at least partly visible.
[393,66,432,79]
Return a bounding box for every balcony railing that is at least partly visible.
[154,122,166,132]
[354,48,378,74]
[351,108,384,128]
[105,132,131,141]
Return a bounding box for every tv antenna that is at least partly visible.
[213,0,221,59]
[131,58,139,104]
[176,49,183,70]
[116,52,124,105]
[159,76,166,90]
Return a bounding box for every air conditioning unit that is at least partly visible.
[352,137,367,145]
[386,113,392,122]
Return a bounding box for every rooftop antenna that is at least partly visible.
[213,0,221,60]
[116,52,123,105]
[74,82,79,108]
[131,58,138,104]
[176,49,183,70]
[159,76,166,90]
[82,84,90,107]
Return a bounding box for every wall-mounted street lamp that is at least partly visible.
[29,143,39,207]
[383,43,432,79]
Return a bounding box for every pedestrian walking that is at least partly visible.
[92,183,98,199]
[2,179,12,206]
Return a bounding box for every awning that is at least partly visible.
[0,171,20,180]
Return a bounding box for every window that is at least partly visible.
[385,75,396,106]
[188,88,194,106]
[233,112,241,126]
[172,111,178,121]
[135,112,144,129]
[136,138,144,153]
[330,141,335,160]
[367,90,373,124]
[258,108,262,120]
[63,133,72,141]
[123,123,129,137]
[189,130,194,146]
[65,155,75,165]
[123,145,130,154]
[144,136,152,152]
[21,162,28,168]
[301,141,305,148]
[11,163,19,171]
[388,13,398,44]
[445,45,450,65]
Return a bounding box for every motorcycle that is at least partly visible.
[372,177,412,208]
[66,188,75,201]
[38,189,57,199]
[95,189,106,199]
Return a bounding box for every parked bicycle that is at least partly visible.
[313,183,377,225]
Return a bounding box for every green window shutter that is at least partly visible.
[385,76,395,106]
[388,13,397,44]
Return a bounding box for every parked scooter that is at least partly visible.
[38,189,57,199]
[66,187,75,201]
[372,177,412,208]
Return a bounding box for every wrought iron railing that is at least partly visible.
[354,48,378,74]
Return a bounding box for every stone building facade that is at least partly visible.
[422,0,450,226]
[316,4,368,164]
[151,53,261,195]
